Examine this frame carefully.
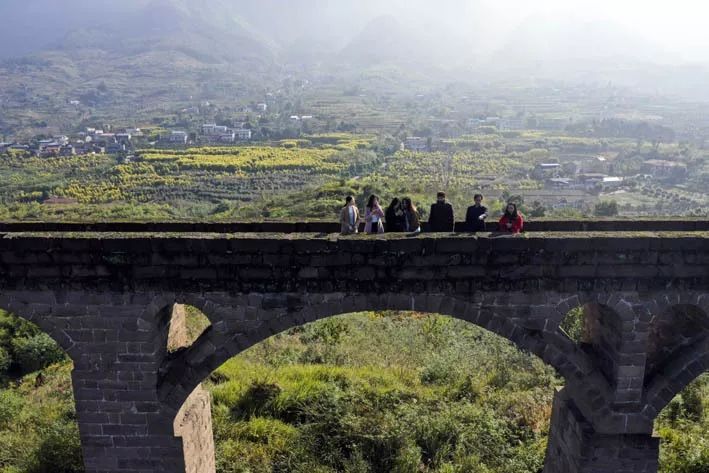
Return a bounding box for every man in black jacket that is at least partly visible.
[465,194,488,232]
[429,191,455,232]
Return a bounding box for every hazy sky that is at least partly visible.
[486,0,708,53]
[1,0,709,63]
[382,0,709,61]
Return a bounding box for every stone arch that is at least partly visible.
[158,291,596,411]
[644,304,709,386]
[0,292,79,360]
[642,302,709,418]
[575,302,627,386]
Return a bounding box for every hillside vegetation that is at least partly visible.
[0,309,706,473]
[1,132,707,222]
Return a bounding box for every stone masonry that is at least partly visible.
[169,305,216,473]
[0,222,706,473]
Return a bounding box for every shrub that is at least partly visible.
[34,421,84,473]
[0,346,11,375]
[11,333,66,374]
[594,200,619,216]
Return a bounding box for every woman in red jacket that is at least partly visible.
[498,203,524,233]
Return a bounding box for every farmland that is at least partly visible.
[1,129,708,222]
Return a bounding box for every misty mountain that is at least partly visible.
[489,15,667,73]
[339,15,468,68]
[0,0,276,63]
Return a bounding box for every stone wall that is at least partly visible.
[545,388,660,473]
[169,304,216,473]
[1,218,708,233]
[0,231,707,295]
[174,386,215,473]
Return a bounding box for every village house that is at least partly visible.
[532,162,562,179]
[106,142,127,154]
[115,133,132,143]
[234,128,252,141]
[468,116,501,130]
[167,131,188,144]
[642,159,688,182]
[499,117,525,131]
[201,124,251,143]
[39,141,62,157]
[59,145,76,156]
[202,124,229,136]
[404,136,428,152]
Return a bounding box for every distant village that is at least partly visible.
[0,112,693,215]
[0,122,253,158]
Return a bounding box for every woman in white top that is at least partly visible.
[364,194,385,234]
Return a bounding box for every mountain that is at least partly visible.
[484,15,668,79]
[0,0,278,64]
[339,15,469,69]
[0,0,283,137]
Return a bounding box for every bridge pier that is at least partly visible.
[66,297,187,473]
[545,388,659,473]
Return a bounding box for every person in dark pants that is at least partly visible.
[428,191,455,232]
[385,198,405,232]
[465,194,488,232]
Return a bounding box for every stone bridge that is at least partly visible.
[0,220,707,473]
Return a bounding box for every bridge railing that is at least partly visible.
[0,219,707,233]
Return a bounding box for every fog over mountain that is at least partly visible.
[1,0,708,96]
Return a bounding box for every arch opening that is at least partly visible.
[0,308,83,473]
[644,305,709,389]
[168,304,217,473]
[158,292,595,411]
[175,310,562,473]
[167,303,213,354]
[566,302,624,387]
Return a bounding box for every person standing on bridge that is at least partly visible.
[402,197,421,233]
[385,198,405,232]
[340,195,360,234]
[465,194,488,232]
[428,191,455,232]
[498,202,524,234]
[364,194,385,234]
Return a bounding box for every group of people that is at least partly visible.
[340,192,524,235]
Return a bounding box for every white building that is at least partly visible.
[500,117,525,131]
[235,129,252,141]
[168,131,188,144]
[404,137,428,152]
[202,124,229,136]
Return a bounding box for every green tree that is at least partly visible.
[594,200,619,217]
